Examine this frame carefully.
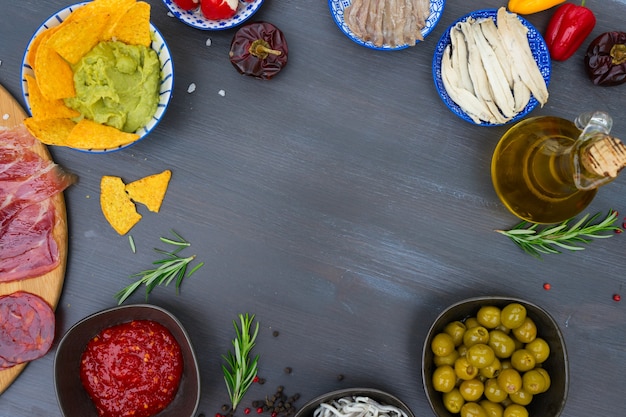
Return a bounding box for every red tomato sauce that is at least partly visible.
[80,320,183,417]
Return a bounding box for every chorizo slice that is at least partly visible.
[0,291,55,369]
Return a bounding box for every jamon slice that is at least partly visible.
[0,125,76,282]
[0,291,55,369]
[0,200,59,283]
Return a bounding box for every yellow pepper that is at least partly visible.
[508,0,566,14]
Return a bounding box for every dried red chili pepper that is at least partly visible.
[229,22,288,80]
[584,31,626,86]
[545,0,596,61]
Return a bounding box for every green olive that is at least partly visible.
[522,369,547,394]
[510,349,536,372]
[455,356,479,380]
[445,321,467,347]
[464,326,490,347]
[433,365,456,393]
[461,402,488,417]
[477,306,502,329]
[465,317,481,329]
[434,350,460,367]
[503,404,529,417]
[512,317,537,344]
[508,388,533,406]
[500,303,526,329]
[497,368,522,394]
[480,399,504,417]
[484,378,508,403]
[459,378,485,402]
[488,330,516,358]
[525,337,550,364]
[432,332,456,357]
[467,343,496,369]
[535,368,551,392]
[479,357,502,379]
[443,388,465,414]
[457,344,469,357]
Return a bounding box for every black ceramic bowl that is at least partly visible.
[54,304,200,417]
[422,297,568,417]
[295,388,415,417]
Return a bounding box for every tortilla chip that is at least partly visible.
[101,176,142,235]
[107,1,152,47]
[26,26,61,70]
[48,13,110,64]
[34,39,76,100]
[65,119,139,150]
[23,117,76,146]
[125,170,171,212]
[25,74,80,120]
[98,0,140,39]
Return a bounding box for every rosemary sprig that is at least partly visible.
[222,313,260,411]
[114,230,204,304]
[496,210,621,259]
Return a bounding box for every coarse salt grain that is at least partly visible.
[206,38,212,47]
[218,89,225,97]
[187,83,196,93]
[167,11,174,18]
[2,114,9,120]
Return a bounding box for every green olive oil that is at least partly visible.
[491,116,596,224]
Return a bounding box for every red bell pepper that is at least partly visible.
[545,0,596,61]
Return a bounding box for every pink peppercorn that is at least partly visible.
[613,294,621,302]
[257,408,264,414]
[543,283,551,290]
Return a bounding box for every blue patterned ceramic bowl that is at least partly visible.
[21,2,174,153]
[328,0,445,50]
[432,9,551,126]
[162,0,263,30]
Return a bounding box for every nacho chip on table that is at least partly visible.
[125,170,172,213]
[23,117,76,146]
[65,119,139,150]
[25,74,80,120]
[100,176,142,235]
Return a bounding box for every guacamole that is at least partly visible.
[65,41,160,133]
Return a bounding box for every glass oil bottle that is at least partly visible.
[491,111,626,224]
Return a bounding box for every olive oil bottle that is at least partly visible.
[491,112,626,224]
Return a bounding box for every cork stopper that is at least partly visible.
[581,135,626,178]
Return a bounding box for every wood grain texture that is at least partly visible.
[0,0,626,416]
[0,84,68,394]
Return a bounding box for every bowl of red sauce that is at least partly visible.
[54,304,200,417]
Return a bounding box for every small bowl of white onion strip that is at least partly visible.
[295,388,415,417]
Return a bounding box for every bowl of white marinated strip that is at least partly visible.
[295,388,415,417]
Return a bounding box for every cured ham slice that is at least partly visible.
[0,125,76,283]
[0,291,55,369]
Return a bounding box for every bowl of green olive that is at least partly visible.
[422,296,568,417]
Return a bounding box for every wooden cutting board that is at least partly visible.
[0,83,68,394]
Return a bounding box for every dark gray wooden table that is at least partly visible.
[1,0,625,416]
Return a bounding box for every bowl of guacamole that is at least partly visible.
[21,2,174,153]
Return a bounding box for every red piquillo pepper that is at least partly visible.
[545,0,596,61]
[584,31,626,86]
[229,22,288,80]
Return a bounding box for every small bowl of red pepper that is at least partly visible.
[54,304,201,417]
[162,0,264,30]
